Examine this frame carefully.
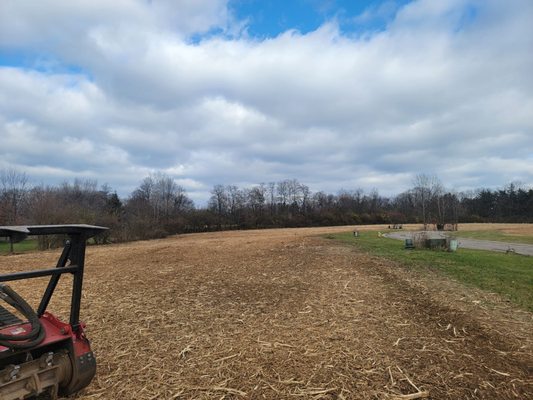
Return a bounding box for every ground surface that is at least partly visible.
[0,225,532,399]
[385,231,533,256]
[456,224,533,236]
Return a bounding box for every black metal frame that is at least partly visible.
[0,225,107,332]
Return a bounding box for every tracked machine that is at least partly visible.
[0,225,107,399]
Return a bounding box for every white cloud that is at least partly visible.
[0,0,532,204]
[0,0,230,47]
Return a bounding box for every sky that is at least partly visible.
[1,0,532,205]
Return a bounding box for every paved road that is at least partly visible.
[385,231,533,256]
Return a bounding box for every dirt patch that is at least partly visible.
[0,226,531,399]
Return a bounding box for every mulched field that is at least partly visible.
[0,226,531,399]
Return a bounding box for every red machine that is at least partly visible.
[0,225,107,399]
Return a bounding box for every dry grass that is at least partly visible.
[0,225,532,399]
[456,223,533,236]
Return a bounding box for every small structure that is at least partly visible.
[449,239,458,252]
[433,223,458,231]
[426,238,447,249]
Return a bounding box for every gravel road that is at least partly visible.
[385,231,533,256]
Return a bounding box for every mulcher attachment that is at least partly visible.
[0,305,22,327]
[0,225,107,399]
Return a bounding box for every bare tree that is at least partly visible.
[0,169,28,225]
[209,184,228,228]
[412,174,446,229]
[300,183,310,213]
[266,182,276,216]
[126,173,194,239]
[249,185,266,214]
[277,180,290,208]
[174,186,194,213]
[412,174,435,229]
[432,180,445,225]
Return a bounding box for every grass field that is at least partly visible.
[0,239,38,254]
[328,231,533,311]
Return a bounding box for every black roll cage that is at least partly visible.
[0,225,108,333]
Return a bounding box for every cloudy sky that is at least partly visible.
[1,0,532,204]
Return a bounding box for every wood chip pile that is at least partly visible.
[0,226,531,399]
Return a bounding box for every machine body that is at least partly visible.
[0,225,107,399]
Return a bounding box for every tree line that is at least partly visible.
[1,168,532,246]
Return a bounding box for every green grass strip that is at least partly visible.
[326,231,533,312]
[0,239,39,255]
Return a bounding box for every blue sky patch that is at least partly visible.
[0,49,91,80]
[455,3,478,32]
[229,0,413,37]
